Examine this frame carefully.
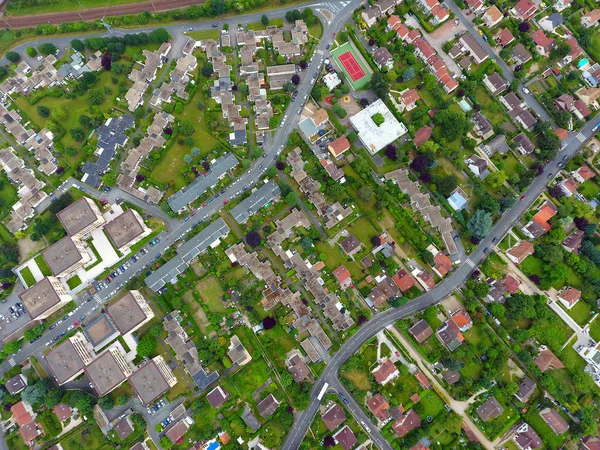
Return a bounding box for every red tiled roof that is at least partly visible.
[392,269,415,292]
[392,410,421,437]
[434,252,452,276]
[555,128,568,141]
[10,402,33,427]
[414,126,432,147]
[504,275,520,294]
[372,358,399,384]
[451,310,471,329]
[575,99,592,117]
[332,265,351,284]
[496,28,515,47]
[414,370,431,389]
[328,137,351,157]
[402,89,420,106]
[577,164,595,180]
[367,394,390,421]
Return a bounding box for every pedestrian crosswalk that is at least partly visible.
[8,358,16,367]
[465,258,475,268]
[576,132,586,142]
[94,294,103,304]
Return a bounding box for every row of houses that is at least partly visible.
[125,42,172,112]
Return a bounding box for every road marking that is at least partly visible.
[8,358,16,367]
[576,132,586,142]
[317,49,324,55]
[94,294,103,304]
[465,258,475,268]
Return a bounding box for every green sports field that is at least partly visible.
[330,41,373,90]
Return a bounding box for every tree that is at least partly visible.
[283,82,295,93]
[209,0,226,16]
[137,335,157,358]
[518,22,530,32]
[261,14,269,25]
[357,185,374,202]
[246,231,261,247]
[87,89,105,105]
[21,379,49,405]
[69,128,85,142]
[291,74,300,85]
[468,209,492,239]
[26,47,37,57]
[238,82,249,95]
[285,9,302,22]
[266,166,277,178]
[201,62,214,77]
[385,144,397,161]
[37,106,50,117]
[368,72,389,99]
[149,28,169,44]
[6,52,20,63]
[550,42,571,61]
[487,170,507,188]
[555,110,572,129]
[436,175,458,197]
[301,237,313,250]
[43,388,62,409]
[179,120,196,136]
[285,191,298,206]
[332,104,347,118]
[433,110,469,142]
[99,396,114,410]
[111,62,125,75]
[38,43,57,56]
[78,114,91,128]
[403,67,416,81]
[184,154,193,164]
[71,39,85,52]
[160,437,173,450]
[68,390,94,415]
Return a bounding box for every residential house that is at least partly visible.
[257,394,280,418]
[484,6,504,28]
[392,410,421,437]
[6,374,27,395]
[340,234,362,257]
[515,377,536,403]
[540,408,569,435]
[414,370,431,390]
[572,164,595,183]
[437,319,464,351]
[447,189,468,211]
[459,33,489,64]
[581,9,600,28]
[476,396,505,421]
[414,126,433,147]
[408,319,433,343]
[531,30,556,56]
[374,47,394,70]
[563,229,584,253]
[392,269,415,293]
[522,201,557,239]
[333,425,358,450]
[504,275,520,294]
[487,277,507,302]
[482,135,510,156]
[368,394,390,422]
[466,0,485,14]
[286,351,309,383]
[400,89,420,111]
[496,28,515,47]
[502,92,527,112]
[540,13,564,32]
[372,358,400,385]
[558,286,581,309]
[466,154,489,179]
[206,386,230,409]
[433,251,453,277]
[442,370,461,385]
[507,240,535,264]
[554,0,572,12]
[559,178,578,197]
[451,310,472,332]
[321,403,347,431]
[333,265,353,289]
[483,72,508,96]
[512,43,533,65]
[472,112,494,139]
[510,0,537,20]
[514,133,535,155]
[514,422,543,450]
[535,347,565,372]
[328,136,351,159]
[561,37,583,67]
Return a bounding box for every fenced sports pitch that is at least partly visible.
[330,42,372,90]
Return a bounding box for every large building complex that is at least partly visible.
[105,290,154,336]
[19,277,72,320]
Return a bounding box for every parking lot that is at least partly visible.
[0,284,31,341]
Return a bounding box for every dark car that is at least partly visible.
[492,237,497,243]
[483,247,489,253]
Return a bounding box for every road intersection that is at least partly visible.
[0,1,598,449]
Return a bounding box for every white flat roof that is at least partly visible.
[349,99,407,155]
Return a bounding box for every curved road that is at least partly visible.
[282,119,600,450]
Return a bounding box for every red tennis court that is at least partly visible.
[338,51,366,82]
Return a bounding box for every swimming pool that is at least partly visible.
[458,99,472,112]
[578,58,589,68]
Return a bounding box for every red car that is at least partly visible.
[520,195,527,201]
[223,200,229,205]
[73,320,80,327]
[202,202,208,207]
[191,211,196,216]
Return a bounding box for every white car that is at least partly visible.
[37,55,43,61]
[310,78,315,85]
[523,87,530,94]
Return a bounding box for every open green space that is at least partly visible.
[247,18,284,31]
[222,358,271,398]
[524,409,568,450]
[564,300,592,326]
[590,317,600,342]
[67,274,82,290]
[578,179,600,200]
[196,275,226,313]
[187,29,221,41]
[34,255,52,277]
[19,266,36,288]
[58,422,108,450]
[150,90,219,184]
[0,175,18,219]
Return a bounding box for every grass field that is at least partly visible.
[330,41,373,90]
[342,368,370,391]
[564,300,592,326]
[196,275,225,313]
[34,255,52,277]
[187,29,221,41]
[59,422,108,450]
[247,18,284,31]
[150,90,219,184]
[67,274,82,290]
[0,174,18,219]
[524,409,568,450]
[19,266,36,288]
[223,358,271,398]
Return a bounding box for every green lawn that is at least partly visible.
[559,338,587,372]
[416,389,445,418]
[59,422,109,450]
[196,275,225,313]
[520,255,543,278]
[316,241,364,281]
[473,86,507,126]
[565,300,592,326]
[0,174,18,219]
[7,0,145,15]
[578,179,600,200]
[187,29,221,41]
[308,21,323,39]
[19,266,36,288]
[34,255,52,277]
[589,317,600,342]
[67,274,82,290]
[150,90,219,184]
[223,358,271,398]
[247,18,284,31]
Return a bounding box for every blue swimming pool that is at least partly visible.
[578,58,589,68]
[458,99,472,112]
